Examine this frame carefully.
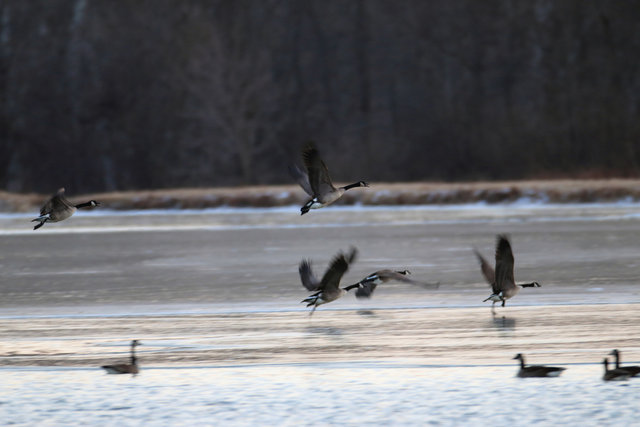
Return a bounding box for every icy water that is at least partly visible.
[1,204,640,426]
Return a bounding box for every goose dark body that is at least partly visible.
[299,247,359,315]
[476,235,540,310]
[602,357,631,381]
[291,144,368,215]
[513,353,565,378]
[353,270,439,298]
[101,340,141,375]
[32,188,100,230]
[609,349,640,377]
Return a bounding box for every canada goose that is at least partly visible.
[602,357,631,381]
[101,340,141,375]
[475,235,540,310]
[609,349,640,377]
[513,353,565,378]
[32,188,100,230]
[353,270,439,298]
[300,247,359,314]
[291,144,369,215]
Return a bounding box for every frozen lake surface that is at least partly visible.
[1,204,639,425]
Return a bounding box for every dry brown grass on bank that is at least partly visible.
[2,179,640,212]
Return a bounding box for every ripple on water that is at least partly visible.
[2,365,638,426]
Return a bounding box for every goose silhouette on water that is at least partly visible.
[300,247,360,315]
[475,235,540,311]
[352,270,439,298]
[101,340,141,375]
[32,188,100,230]
[290,144,369,215]
[609,349,640,377]
[602,357,631,381]
[513,353,565,378]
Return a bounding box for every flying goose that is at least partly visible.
[609,349,640,377]
[291,144,369,215]
[300,247,360,315]
[475,235,540,310]
[513,353,566,378]
[101,340,141,375]
[32,188,100,230]
[602,357,631,381]
[352,270,439,298]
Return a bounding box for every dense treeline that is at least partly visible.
[1,0,639,193]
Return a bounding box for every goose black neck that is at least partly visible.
[519,357,525,369]
[343,283,360,291]
[520,282,537,288]
[130,345,137,364]
[612,352,620,368]
[75,201,94,209]
[342,182,363,191]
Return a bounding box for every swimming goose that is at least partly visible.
[353,270,439,298]
[609,349,640,377]
[101,340,141,374]
[291,144,369,215]
[602,357,631,381]
[300,247,359,314]
[32,188,100,230]
[513,353,565,378]
[475,235,540,310]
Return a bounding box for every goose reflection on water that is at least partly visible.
[490,314,516,332]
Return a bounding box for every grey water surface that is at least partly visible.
[1,204,639,426]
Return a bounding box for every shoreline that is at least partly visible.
[1,179,640,212]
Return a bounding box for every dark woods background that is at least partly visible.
[2,0,639,193]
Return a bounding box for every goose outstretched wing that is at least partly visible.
[473,248,496,286]
[494,235,515,292]
[302,145,336,198]
[319,247,358,292]
[299,259,320,291]
[40,188,73,215]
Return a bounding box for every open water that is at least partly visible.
[1,203,639,425]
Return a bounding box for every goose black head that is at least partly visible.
[359,181,370,188]
[90,200,101,207]
[398,270,411,275]
[513,353,523,360]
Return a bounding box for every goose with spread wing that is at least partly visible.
[475,235,540,310]
[352,269,439,298]
[291,144,369,215]
[32,188,100,230]
[299,247,360,314]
